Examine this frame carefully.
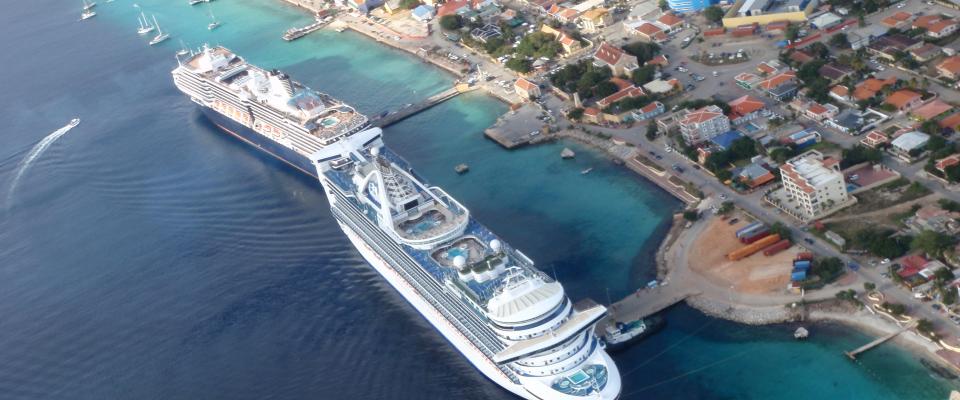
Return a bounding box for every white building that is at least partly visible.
[678,105,730,144]
[890,131,930,162]
[779,151,849,220]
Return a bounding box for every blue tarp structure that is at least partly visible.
[709,130,745,150]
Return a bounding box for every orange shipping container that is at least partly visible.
[727,234,781,261]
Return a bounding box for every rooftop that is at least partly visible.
[890,131,930,151]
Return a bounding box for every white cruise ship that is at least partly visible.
[171,46,621,399]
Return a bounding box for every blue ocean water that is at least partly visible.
[0,1,955,399]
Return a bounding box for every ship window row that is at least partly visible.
[515,331,589,367]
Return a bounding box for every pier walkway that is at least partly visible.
[845,321,917,360]
[605,285,700,324]
[371,85,474,128]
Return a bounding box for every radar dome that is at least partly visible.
[370,147,380,157]
[453,255,466,269]
[490,240,502,253]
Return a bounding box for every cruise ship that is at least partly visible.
[172,46,622,400]
[171,45,370,177]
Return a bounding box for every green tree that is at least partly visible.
[483,36,505,54]
[840,145,882,168]
[439,15,463,31]
[593,80,619,98]
[939,199,960,212]
[829,33,850,48]
[621,42,660,63]
[769,147,795,164]
[631,65,657,85]
[769,221,793,240]
[399,0,420,9]
[715,169,733,182]
[658,0,668,10]
[946,164,960,182]
[912,230,955,258]
[916,319,934,335]
[881,302,906,315]
[683,210,700,221]
[505,58,532,73]
[567,107,584,121]
[516,32,561,59]
[718,201,734,215]
[813,257,845,282]
[704,5,724,23]
[864,282,876,291]
[645,123,658,140]
[786,23,801,41]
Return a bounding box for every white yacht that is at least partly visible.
[136,11,154,35]
[148,15,169,46]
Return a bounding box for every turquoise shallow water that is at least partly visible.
[0,0,955,398]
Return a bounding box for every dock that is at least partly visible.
[484,103,550,149]
[371,85,472,128]
[604,285,700,325]
[845,321,917,360]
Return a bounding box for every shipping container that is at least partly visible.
[796,252,814,261]
[728,234,781,261]
[791,270,807,281]
[735,221,763,238]
[741,229,771,244]
[737,224,767,240]
[793,261,811,270]
[762,239,792,256]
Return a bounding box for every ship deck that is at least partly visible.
[324,147,547,303]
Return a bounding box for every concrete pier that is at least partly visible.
[845,321,917,360]
[604,285,700,324]
[371,85,472,128]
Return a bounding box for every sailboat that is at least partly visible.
[207,9,221,30]
[136,11,154,35]
[176,40,191,56]
[189,0,203,5]
[80,0,96,20]
[148,15,170,46]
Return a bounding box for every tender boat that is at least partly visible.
[603,316,664,350]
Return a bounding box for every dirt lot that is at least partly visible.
[687,216,801,295]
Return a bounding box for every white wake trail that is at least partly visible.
[6,118,80,207]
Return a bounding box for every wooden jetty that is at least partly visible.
[845,321,917,360]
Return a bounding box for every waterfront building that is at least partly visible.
[721,0,818,28]
[596,86,645,109]
[667,0,714,13]
[592,42,639,76]
[678,105,730,145]
[779,151,849,220]
[514,78,541,100]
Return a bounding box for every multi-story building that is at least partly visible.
[779,151,848,219]
[678,105,730,144]
[667,0,714,13]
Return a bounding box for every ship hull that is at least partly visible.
[197,106,318,178]
[332,219,537,400]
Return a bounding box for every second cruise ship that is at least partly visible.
[172,46,621,400]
